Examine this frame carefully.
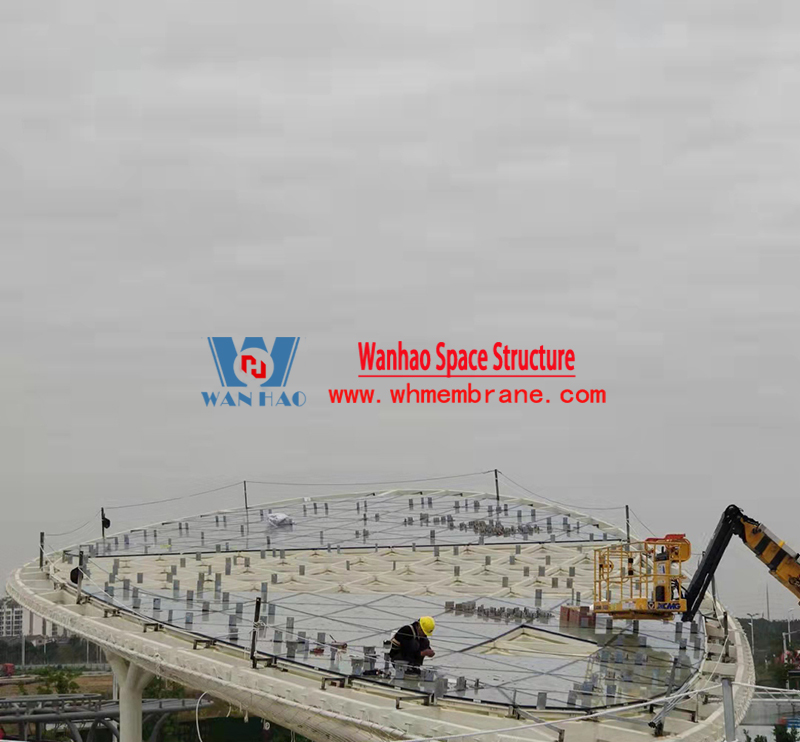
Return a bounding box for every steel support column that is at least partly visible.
[106,651,154,742]
[721,678,736,742]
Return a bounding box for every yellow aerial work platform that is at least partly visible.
[592,535,691,620]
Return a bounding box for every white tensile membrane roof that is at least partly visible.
[9,489,755,742]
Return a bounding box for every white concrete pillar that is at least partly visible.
[107,651,154,742]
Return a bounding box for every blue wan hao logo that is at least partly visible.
[203,337,305,408]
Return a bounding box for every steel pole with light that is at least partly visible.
[784,608,798,658]
[746,612,759,658]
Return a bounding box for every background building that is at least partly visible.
[0,595,23,637]
[0,594,68,639]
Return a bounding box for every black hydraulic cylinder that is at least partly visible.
[682,505,745,622]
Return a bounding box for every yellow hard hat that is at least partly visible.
[419,616,435,636]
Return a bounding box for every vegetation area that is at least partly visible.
[0,664,309,741]
[745,727,800,742]
[35,667,81,694]
[737,616,798,687]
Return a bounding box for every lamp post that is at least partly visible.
[785,608,798,659]
[746,612,759,658]
[784,608,799,688]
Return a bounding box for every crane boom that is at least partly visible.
[682,504,800,622]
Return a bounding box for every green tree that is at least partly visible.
[771,661,792,688]
[142,676,188,741]
[144,676,186,699]
[36,667,80,694]
[774,724,800,742]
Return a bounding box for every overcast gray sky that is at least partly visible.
[2,2,799,619]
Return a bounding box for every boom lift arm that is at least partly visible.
[682,505,800,622]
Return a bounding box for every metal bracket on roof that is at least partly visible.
[142,622,162,633]
[394,693,434,710]
[648,699,698,735]
[102,608,121,618]
[320,676,346,690]
[251,656,277,669]
[648,655,697,735]
[516,706,565,741]
[192,638,216,650]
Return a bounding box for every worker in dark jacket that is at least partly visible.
[389,616,435,672]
